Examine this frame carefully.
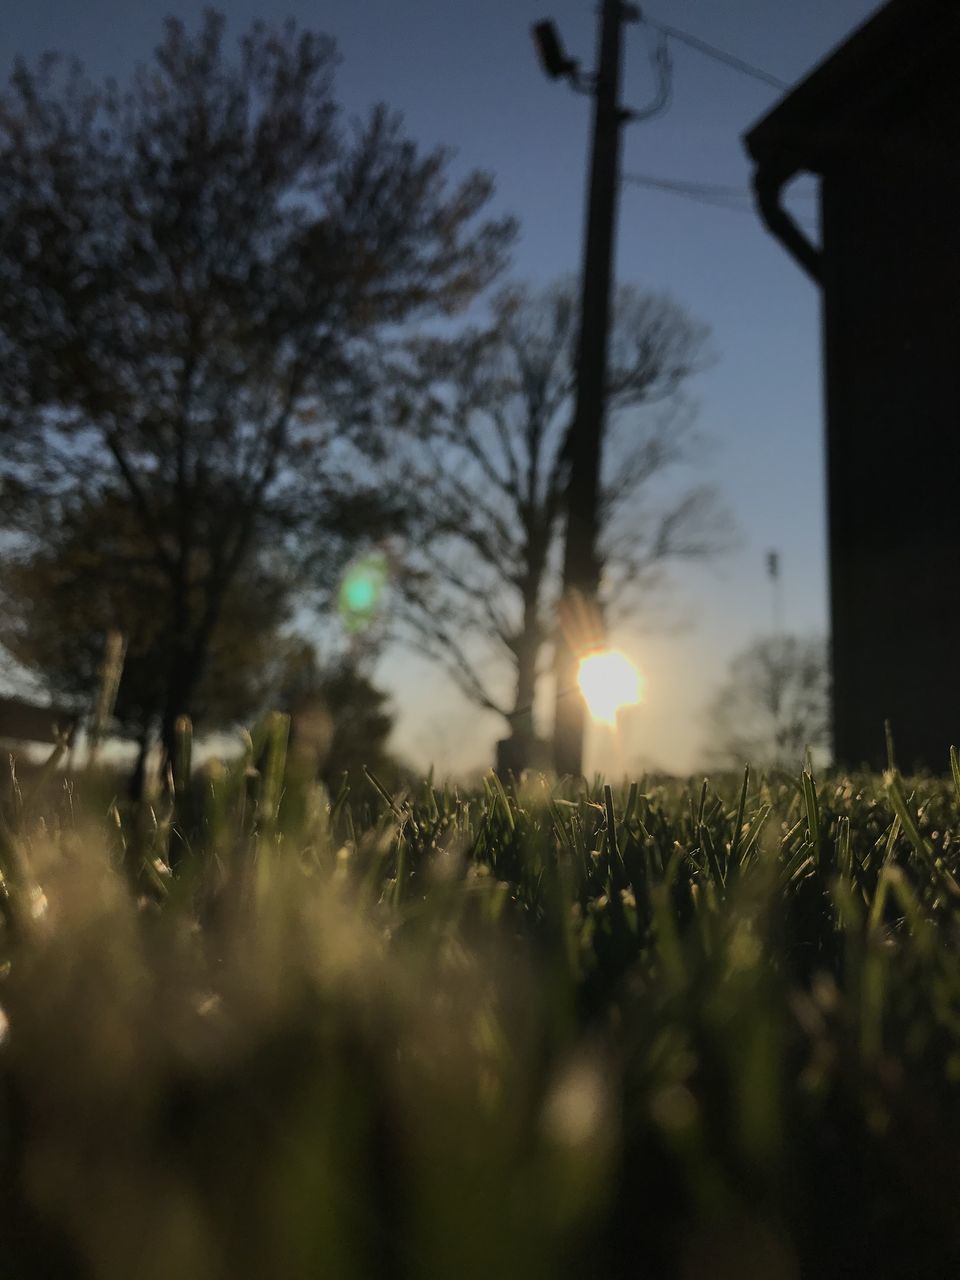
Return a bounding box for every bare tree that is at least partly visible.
[705,633,831,769]
[387,279,731,768]
[0,10,514,764]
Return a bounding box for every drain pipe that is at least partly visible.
[752,157,823,285]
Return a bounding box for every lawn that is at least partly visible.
[1,718,959,1278]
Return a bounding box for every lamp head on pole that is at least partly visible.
[531,20,580,81]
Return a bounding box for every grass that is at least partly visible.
[2,720,960,1277]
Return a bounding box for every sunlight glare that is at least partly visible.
[577,650,643,726]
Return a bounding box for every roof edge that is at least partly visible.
[744,0,958,166]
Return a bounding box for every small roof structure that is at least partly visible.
[744,0,960,282]
[741,0,960,772]
[746,0,960,170]
[0,696,77,746]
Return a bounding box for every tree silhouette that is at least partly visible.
[0,488,312,790]
[388,279,730,768]
[0,10,515,764]
[275,641,397,795]
[706,633,831,769]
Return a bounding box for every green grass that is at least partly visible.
[2,723,960,1278]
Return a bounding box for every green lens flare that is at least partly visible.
[338,555,388,632]
[344,576,377,611]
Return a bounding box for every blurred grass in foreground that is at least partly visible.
[2,720,960,1278]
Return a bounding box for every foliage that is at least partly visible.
[706,632,831,768]
[0,489,299,740]
[3,739,960,1277]
[274,641,398,795]
[387,279,731,762]
[0,10,515,758]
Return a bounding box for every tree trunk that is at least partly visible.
[507,633,539,772]
[159,643,204,779]
[128,723,152,802]
[158,563,229,775]
[504,532,549,774]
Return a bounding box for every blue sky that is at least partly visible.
[2,0,883,775]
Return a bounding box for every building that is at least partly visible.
[744,0,960,771]
[0,696,77,748]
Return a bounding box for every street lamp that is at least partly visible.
[531,20,580,83]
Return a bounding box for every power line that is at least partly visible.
[622,171,816,201]
[626,173,750,199]
[621,170,819,231]
[642,15,791,91]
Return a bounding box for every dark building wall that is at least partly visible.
[744,0,960,771]
[820,115,960,769]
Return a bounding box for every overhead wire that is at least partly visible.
[621,170,819,232]
[621,172,816,201]
[620,17,806,225]
[640,14,791,91]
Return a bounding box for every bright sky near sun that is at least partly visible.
[578,651,644,728]
[2,0,884,777]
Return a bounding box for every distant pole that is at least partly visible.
[767,549,783,638]
[552,0,638,777]
[766,549,783,757]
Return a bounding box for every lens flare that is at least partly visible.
[338,554,388,633]
[577,650,643,726]
[343,575,377,612]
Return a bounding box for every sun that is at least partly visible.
[577,650,644,726]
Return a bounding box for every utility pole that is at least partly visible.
[553,0,633,777]
[532,6,668,775]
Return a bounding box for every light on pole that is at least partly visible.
[531,20,581,82]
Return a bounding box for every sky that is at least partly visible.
[2,0,884,776]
